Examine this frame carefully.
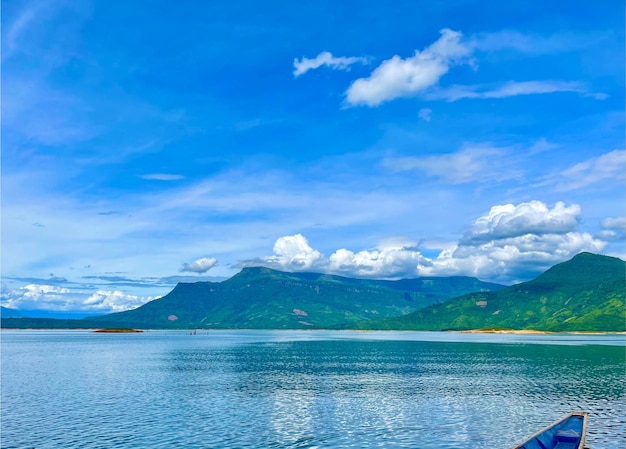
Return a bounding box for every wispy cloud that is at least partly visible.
[470,29,607,55]
[430,80,604,102]
[538,149,625,191]
[293,51,367,77]
[4,3,39,54]
[140,174,186,181]
[381,144,522,184]
[418,108,432,122]
[602,216,626,231]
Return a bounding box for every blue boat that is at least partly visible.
[512,412,588,449]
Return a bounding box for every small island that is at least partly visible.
[93,328,143,333]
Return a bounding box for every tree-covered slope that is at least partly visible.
[362,253,626,332]
[85,267,503,329]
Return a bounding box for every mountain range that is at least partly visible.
[87,267,503,329]
[360,252,625,332]
[1,252,624,331]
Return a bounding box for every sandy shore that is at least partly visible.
[459,329,550,334]
[459,329,626,335]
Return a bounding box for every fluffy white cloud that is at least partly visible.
[1,283,153,313]
[342,29,603,106]
[7,284,70,299]
[417,201,606,283]
[382,144,521,184]
[329,238,427,278]
[1,283,76,311]
[420,232,606,283]
[262,234,323,271]
[181,257,218,274]
[345,29,472,106]
[83,290,153,312]
[462,201,580,243]
[325,201,606,283]
[293,51,367,77]
[243,200,617,283]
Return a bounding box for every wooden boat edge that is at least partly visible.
[511,411,588,449]
[578,411,588,449]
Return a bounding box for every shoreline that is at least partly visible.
[458,329,626,335]
[2,327,625,335]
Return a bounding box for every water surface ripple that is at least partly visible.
[1,330,624,448]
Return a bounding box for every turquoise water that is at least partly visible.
[1,330,624,448]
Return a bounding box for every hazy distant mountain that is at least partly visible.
[362,253,626,332]
[0,307,100,319]
[1,306,24,318]
[87,267,503,329]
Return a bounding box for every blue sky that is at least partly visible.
[2,0,624,315]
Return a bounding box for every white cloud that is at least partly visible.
[0,283,153,313]
[5,5,39,53]
[329,238,427,278]
[83,290,152,312]
[382,144,521,184]
[469,29,613,57]
[418,108,432,122]
[181,257,218,274]
[140,173,185,181]
[293,51,367,77]
[252,202,613,284]
[433,80,595,102]
[598,216,626,242]
[552,150,625,191]
[261,234,323,271]
[0,284,74,311]
[602,216,626,231]
[419,232,606,284]
[342,28,603,106]
[345,28,473,106]
[15,284,70,298]
[462,201,581,244]
[235,199,616,283]
[417,201,606,283]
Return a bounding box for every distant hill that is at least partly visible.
[0,307,100,320]
[361,253,626,332]
[1,306,24,318]
[77,267,503,329]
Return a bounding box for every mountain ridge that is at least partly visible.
[1,267,504,329]
[89,266,503,329]
[359,252,626,332]
[2,253,623,331]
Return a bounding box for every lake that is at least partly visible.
[1,330,624,449]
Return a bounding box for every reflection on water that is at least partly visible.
[1,331,624,448]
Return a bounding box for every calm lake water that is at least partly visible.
[1,330,624,449]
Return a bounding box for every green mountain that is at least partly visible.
[362,253,626,332]
[78,267,503,329]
